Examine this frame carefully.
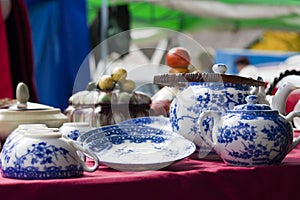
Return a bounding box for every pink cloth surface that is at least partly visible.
[1,131,300,200]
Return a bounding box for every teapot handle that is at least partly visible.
[266,69,300,95]
[67,139,99,172]
[270,82,299,115]
[284,111,300,122]
[285,111,300,153]
[198,110,222,148]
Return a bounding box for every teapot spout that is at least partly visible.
[270,82,299,115]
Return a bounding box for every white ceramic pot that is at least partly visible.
[0,109,68,141]
[0,82,69,141]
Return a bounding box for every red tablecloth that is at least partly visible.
[1,131,300,200]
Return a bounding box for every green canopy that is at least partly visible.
[87,1,207,31]
[219,0,300,6]
[87,0,300,31]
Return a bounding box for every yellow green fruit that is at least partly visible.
[111,67,127,82]
[98,75,115,91]
[120,79,136,92]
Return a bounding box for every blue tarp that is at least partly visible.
[215,49,298,74]
[25,0,91,111]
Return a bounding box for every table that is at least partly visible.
[1,131,300,200]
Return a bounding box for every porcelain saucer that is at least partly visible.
[119,116,172,131]
[78,124,195,171]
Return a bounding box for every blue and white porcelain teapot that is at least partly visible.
[198,95,300,166]
[154,64,297,160]
[165,64,265,159]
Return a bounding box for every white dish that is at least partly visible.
[78,124,195,171]
[119,116,172,131]
[76,118,171,145]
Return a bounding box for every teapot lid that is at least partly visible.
[233,95,273,111]
[153,63,265,87]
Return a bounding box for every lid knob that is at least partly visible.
[245,95,259,104]
[16,82,29,109]
[233,95,272,111]
[212,63,227,74]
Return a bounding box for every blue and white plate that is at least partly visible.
[78,124,195,171]
[119,116,172,132]
[77,117,172,145]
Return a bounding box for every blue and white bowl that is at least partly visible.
[0,129,99,179]
[78,124,196,171]
[3,124,48,149]
[59,122,92,141]
[0,124,49,168]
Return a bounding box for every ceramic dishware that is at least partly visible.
[293,99,300,129]
[0,124,50,163]
[0,82,68,141]
[154,64,298,160]
[59,122,92,141]
[119,116,172,131]
[0,129,99,179]
[78,124,195,171]
[198,95,300,166]
[166,64,264,159]
[5,123,48,143]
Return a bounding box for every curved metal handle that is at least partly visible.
[67,139,99,172]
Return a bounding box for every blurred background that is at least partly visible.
[2,0,300,111]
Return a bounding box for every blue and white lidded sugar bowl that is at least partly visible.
[0,129,99,179]
[198,95,300,166]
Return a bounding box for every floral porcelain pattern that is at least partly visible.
[0,131,99,179]
[59,122,91,141]
[198,95,300,166]
[217,113,292,166]
[0,124,48,169]
[169,82,250,158]
[119,116,172,131]
[2,141,81,179]
[77,124,170,145]
[78,124,195,171]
